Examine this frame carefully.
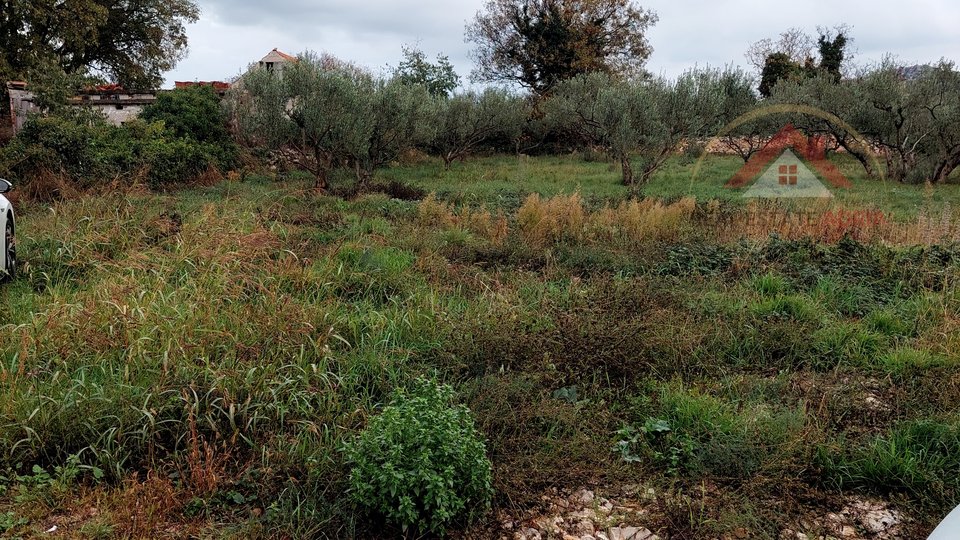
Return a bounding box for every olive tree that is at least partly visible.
[855,61,960,183]
[769,74,879,178]
[352,77,434,183]
[711,70,779,163]
[231,53,371,189]
[915,64,960,183]
[772,60,960,183]
[231,52,433,188]
[544,72,657,185]
[427,88,528,168]
[645,68,733,178]
[546,68,734,185]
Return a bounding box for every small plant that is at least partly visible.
[615,418,696,476]
[0,511,27,534]
[751,272,789,297]
[343,378,493,535]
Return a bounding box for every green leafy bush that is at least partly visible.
[343,378,493,534]
[0,112,229,195]
[140,85,238,168]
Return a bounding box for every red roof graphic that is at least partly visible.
[726,124,851,189]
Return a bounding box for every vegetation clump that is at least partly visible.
[342,378,493,535]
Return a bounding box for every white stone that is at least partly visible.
[571,488,596,506]
[518,527,542,540]
[572,519,595,536]
[608,526,656,540]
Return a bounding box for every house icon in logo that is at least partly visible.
[726,124,852,198]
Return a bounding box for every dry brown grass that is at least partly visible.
[106,473,189,539]
[709,201,960,245]
[418,193,509,243]
[516,192,587,247]
[589,197,696,245]
[516,193,696,248]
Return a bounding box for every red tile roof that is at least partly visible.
[271,48,298,62]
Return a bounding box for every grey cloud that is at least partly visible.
[166,0,959,87]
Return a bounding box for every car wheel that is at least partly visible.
[3,218,15,282]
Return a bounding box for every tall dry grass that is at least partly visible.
[417,193,508,243]
[516,193,695,248]
[708,201,960,245]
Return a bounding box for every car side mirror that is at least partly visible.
[0,179,12,194]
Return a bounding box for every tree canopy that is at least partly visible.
[0,0,199,90]
[393,46,461,97]
[466,0,658,94]
[751,25,853,97]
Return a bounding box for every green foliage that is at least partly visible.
[0,113,226,193]
[233,53,433,187]
[343,378,493,534]
[619,384,807,480]
[817,31,848,82]
[751,272,790,297]
[875,347,948,377]
[751,294,821,322]
[466,0,658,93]
[771,60,960,183]
[0,0,198,89]
[546,67,743,184]
[427,88,528,168]
[759,52,804,98]
[0,511,27,534]
[823,419,960,508]
[394,45,460,97]
[140,85,236,164]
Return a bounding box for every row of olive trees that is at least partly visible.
[229,53,528,189]
[230,53,761,189]
[231,52,959,188]
[768,60,960,184]
[544,68,757,184]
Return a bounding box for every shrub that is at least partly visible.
[342,378,493,534]
[140,85,231,145]
[1,113,229,197]
[141,85,238,170]
[141,137,215,189]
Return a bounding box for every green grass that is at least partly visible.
[380,153,960,220]
[0,155,957,537]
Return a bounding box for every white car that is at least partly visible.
[0,179,15,281]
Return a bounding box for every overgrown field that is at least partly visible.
[0,155,959,538]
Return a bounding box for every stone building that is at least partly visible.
[6,82,157,136]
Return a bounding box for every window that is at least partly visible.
[779,164,798,185]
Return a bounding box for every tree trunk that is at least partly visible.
[619,155,634,186]
[355,161,373,186]
[834,137,876,179]
[312,148,330,191]
[933,154,960,184]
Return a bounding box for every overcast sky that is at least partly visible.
[165,0,959,88]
